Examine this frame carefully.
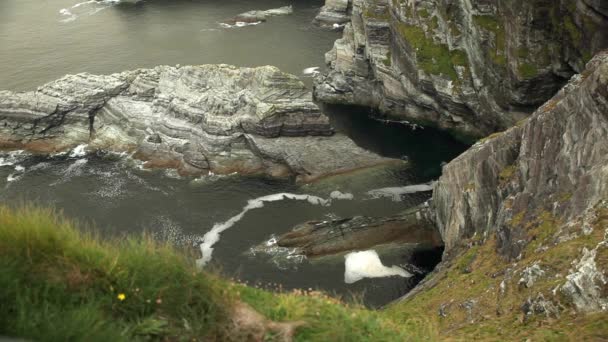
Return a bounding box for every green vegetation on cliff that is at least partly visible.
[1,206,607,341]
[395,22,468,81]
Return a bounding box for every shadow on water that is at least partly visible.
[322,104,470,181]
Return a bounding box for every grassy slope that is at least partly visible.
[1,206,607,341]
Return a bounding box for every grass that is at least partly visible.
[0,205,418,341]
[0,205,226,341]
[386,203,608,341]
[395,22,468,81]
[473,15,506,66]
[1,205,607,341]
[518,63,539,79]
[499,164,517,185]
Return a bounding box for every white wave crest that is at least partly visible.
[366,182,435,201]
[219,21,262,29]
[7,174,22,182]
[50,158,88,186]
[5,163,26,183]
[344,250,411,284]
[60,0,126,23]
[0,150,26,167]
[302,67,320,76]
[247,235,306,270]
[69,144,88,158]
[197,193,336,267]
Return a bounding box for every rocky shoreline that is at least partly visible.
[0,64,401,183]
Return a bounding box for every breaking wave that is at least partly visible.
[219,21,262,29]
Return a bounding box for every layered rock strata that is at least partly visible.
[0,64,398,182]
[276,207,441,258]
[433,50,608,255]
[313,0,352,27]
[315,0,608,141]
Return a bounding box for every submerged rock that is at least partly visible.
[222,6,293,26]
[0,64,398,181]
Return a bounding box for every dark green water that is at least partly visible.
[0,0,468,306]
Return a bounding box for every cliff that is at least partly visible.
[355,50,605,339]
[434,50,608,256]
[315,0,608,141]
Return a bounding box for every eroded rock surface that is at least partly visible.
[276,207,440,258]
[314,0,352,28]
[433,51,608,254]
[0,64,397,181]
[315,0,608,140]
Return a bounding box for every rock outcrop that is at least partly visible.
[433,51,608,254]
[276,207,440,258]
[0,64,398,182]
[313,0,352,28]
[315,0,608,141]
[223,6,293,26]
[394,50,608,324]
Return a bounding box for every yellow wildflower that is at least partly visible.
[117,293,126,301]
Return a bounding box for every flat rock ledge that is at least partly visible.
[0,64,399,182]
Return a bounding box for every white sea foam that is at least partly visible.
[366,182,435,201]
[197,193,335,267]
[0,150,26,167]
[303,67,320,76]
[219,21,262,29]
[247,234,305,270]
[50,158,88,186]
[330,190,354,200]
[69,144,88,158]
[344,250,411,284]
[6,173,22,182]
[72,0,97,9]
[60,0,124,23]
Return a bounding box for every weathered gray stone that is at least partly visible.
[0,64,398,181]
[314,0,352,27]
[562,247,608,312]
[275,207,441,258]
[315,0,608,141]
[433,51,608,253]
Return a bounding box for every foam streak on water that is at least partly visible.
[197,193,345,267]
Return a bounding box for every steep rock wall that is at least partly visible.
[433,50,608,256]
[315,0,608,141]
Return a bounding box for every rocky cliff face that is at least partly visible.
[391,52,608,331]
[0,65,398,182]
[434,50,608,255]
[315,0,608,141]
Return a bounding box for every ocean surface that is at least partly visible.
[0,0,467,306]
